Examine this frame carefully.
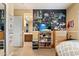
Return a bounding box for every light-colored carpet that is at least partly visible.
[0,49,4,56]
[12,42,56,56]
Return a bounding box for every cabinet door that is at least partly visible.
[0,32,4,40]
[32,31,39,41]
[24,34,32,42]
[55,31,67,46]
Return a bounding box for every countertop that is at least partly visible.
[24,33,33,35]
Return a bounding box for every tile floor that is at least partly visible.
[12,42,56,56]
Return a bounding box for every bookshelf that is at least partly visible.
[39,31,51,48]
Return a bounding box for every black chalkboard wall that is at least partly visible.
[33,9,66,31]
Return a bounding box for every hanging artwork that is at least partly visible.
[68,20,74,28]
[33,9,66,31]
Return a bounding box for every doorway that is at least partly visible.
[0,3,6,56]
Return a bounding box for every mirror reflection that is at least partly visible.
[0,3,6,56]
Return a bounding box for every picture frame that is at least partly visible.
[68,20,74,28]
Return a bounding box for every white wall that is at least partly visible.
[6,3,14,55]
[67,4,79,40]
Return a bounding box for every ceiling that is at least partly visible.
[14,3,72,9]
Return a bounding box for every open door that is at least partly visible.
[13,16,23,47]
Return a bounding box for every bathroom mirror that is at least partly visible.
[0,3,6,56]
[24,13,33,33]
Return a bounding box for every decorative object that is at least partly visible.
[25,16,29,32]
[39,31,51,48]
[68,20,74,28]
[33,9,66,31]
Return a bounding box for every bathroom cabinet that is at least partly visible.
[54,31,67,47]
[24,33,32,42]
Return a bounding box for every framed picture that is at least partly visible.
[68,20,74,28]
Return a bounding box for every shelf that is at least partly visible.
[39,41,51,43]
[32,41,39,49]
[39,31,51,49]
